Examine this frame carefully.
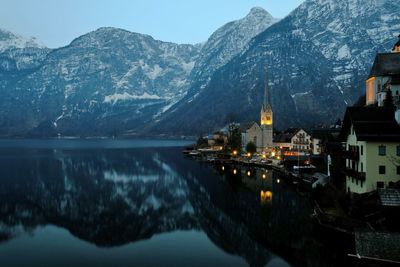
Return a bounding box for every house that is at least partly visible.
[366,35,400,112]
[340,106,400,194]
[273,128,311,153]
[311,128,340,155]
[207,131,227,150]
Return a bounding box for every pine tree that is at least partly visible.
[383,89,395,109]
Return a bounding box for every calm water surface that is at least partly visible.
[0,139,337,267]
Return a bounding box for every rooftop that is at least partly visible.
[369,52,400,78]
[355,231,400,262]
[340,107,400,142]
[379,188,400,207]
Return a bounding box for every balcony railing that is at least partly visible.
[343,150,359,160]
[344,168,366,181]
[293,140,310,145]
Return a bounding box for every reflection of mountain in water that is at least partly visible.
[0,147,277,267]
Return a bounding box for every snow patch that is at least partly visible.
[337,45,351,60]
[291,91,311,98]
[104,170,159,182]
[104,92,162,104]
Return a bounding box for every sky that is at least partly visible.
[0,0,304,48]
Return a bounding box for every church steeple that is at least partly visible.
[260,72,273,126]
[263,73,271,109]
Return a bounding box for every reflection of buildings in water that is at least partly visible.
[260,190,272,206]
[241,168,273,192]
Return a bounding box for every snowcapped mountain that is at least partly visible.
[0,27,199,136]
[152,0,400,134]
[0,28,49,71]
[188,7,278,94]
[0,28,45,52]
[2,1,400,137]
[0,7,277,137]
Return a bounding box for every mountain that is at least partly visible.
[0,7,277,137]
[149,8,278,134]
[0,28,49,71]
[0,27,199,136]
[152,0,400,135]
[188,7,278,95]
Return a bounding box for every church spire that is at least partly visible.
[260,70,273,126]
[263,72,271,109]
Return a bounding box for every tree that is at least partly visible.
[383,89,395,109]
[228,123,241,153]
[196,135,208,148]
[246,141,257,155]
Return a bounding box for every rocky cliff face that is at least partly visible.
[0,8,278,137]
[0,27,199,136]
[153,0,400,134]
[1,1,400,136]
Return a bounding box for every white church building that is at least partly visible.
[241,74,273,152]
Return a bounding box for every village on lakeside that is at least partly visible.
[183,36,400,265]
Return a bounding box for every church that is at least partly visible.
[241,74,274,152]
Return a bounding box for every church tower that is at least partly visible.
[260,73,273,149]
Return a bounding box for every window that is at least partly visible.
[360,181,363,188]
[378,145,386,156]
[361,162,363,172]
[377,181,384,189]
[397,145,400,156]
[379,165,386,174]
[397,166,400,175]
[361,145,363,156]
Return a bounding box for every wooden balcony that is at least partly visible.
[345,168,366,181]
[343,150,359,160]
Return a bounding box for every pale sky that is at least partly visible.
[0,0,305,48]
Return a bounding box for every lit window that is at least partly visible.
[379,165,386,174]
[378,145,386,156]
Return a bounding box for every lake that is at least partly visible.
[0,139,343,267]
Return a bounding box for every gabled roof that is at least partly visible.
[355,231,400,262]
[274,133,292,143]
[340,107,400,142]
[368,52,400,78]
[239,121,259,132]
[379,188,400,207]
[311,128,340,141]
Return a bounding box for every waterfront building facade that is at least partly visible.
[340,107,400,194]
